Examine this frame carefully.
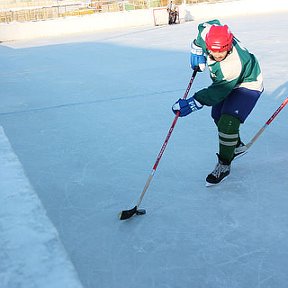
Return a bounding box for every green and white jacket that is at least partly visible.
[194,19,264,106]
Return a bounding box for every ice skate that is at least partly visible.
[206,154,231,186]
[233,140,247,160]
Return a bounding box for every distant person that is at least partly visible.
[167,0,178,25]
[172,19,264,186]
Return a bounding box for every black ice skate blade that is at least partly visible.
[233,150,248,161]
[205,174,230,187]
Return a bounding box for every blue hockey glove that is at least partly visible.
[172,96,203,117]
[190,40,206,72]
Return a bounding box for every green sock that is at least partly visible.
[217,114,241,163]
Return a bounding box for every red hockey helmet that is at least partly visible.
[205,25,234,52]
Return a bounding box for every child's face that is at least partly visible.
[209,50,228,62]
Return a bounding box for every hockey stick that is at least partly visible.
[119,69,198,220]
[245,97,288,151]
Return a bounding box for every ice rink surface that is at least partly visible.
[1,8,288,288]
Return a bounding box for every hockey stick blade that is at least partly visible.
[119,206,146,220]
[119,206,137,220]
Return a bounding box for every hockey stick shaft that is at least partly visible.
[119,70,198,220]
[246,97,288,149]
[136,69,198,208]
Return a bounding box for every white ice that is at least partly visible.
[1,2,288,288]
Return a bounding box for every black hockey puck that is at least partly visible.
[136,209,146,215]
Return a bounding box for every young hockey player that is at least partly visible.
[172,19,264,186]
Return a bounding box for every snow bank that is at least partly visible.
[0,0,287,42]
[187,0,288,19]
[0,9,153,42]
[0,126,83,288]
